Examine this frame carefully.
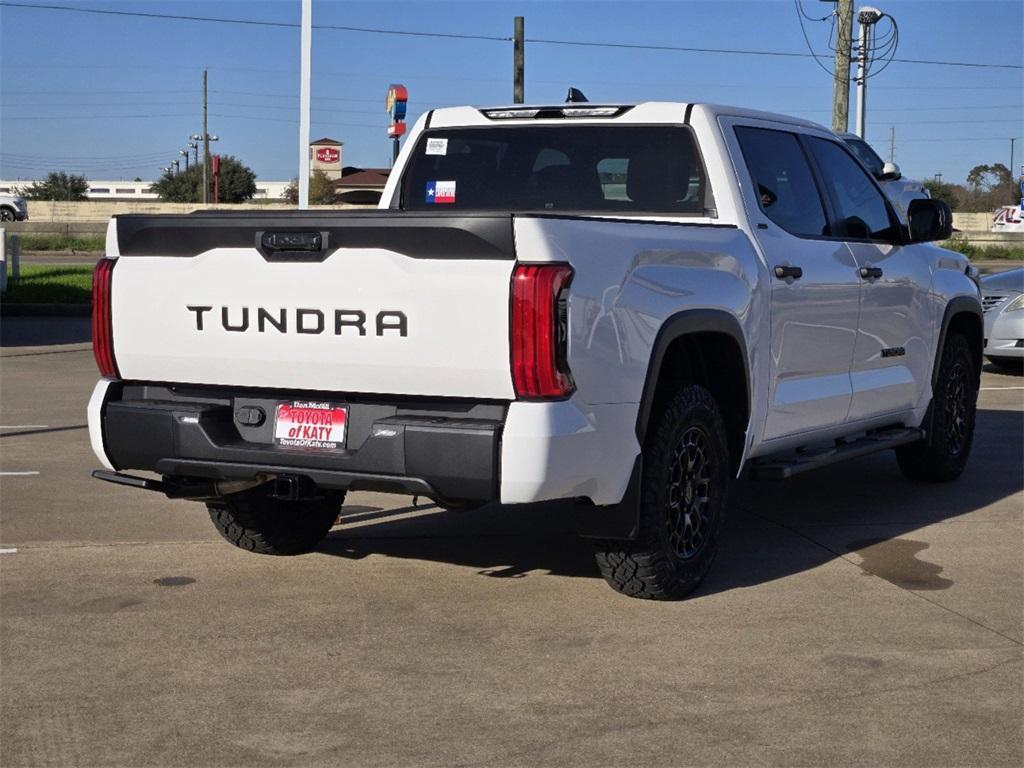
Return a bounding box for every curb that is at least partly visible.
[0,303,91,317]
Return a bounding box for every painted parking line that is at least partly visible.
[980,386,1024,391]
[0,472,40,476]
[0,548,17,555]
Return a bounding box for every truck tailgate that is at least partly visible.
[108,213,517,400]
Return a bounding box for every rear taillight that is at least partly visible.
[510,263,574,399]
[92,258,119,378]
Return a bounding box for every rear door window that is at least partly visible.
[734,126,830,238]
[402,125,709,214]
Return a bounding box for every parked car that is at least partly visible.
[982,267,1024,371]
[838,133,930,222]
[88,99,979,600]
[0,193,28,221]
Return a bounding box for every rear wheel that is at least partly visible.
[207,484,345,555]
[593,385,729,600]
[0,207,15,222]
[897,333,978,482]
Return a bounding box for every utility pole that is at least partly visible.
[831,0,853,133]
[513,16,524,104]
[889,125,895,163]
[1010,138,1016,176]
[202,68,209,204]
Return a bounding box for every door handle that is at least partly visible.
[859,266,883,279]
[774,265,803,280]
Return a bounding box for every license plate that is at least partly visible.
[273,401,347,450]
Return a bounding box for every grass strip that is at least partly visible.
[1,264,93,304]
[16,234,106,252]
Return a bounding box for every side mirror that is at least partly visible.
[907,198,953,243]
[878,161,902,181]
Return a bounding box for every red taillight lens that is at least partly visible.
[510,263,574,399]
[92,258,119,378]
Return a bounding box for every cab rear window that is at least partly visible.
[401,125,710,214]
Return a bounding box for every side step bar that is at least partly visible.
[751,427,924,481]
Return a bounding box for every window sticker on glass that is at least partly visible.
[425,180,456,204]
[425,138,448,156]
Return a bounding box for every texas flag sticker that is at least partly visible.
[425,180,456,204]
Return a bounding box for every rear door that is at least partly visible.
[729,123,862,441]
[109,213,517,400]
[803,136,934,421]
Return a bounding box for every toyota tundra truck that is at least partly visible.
[88,99,982,600]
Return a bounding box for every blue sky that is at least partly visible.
[1,0,1021,185]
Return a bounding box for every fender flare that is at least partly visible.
[635,308,751,444]
[932,295,983,389]
[576,308,751,541]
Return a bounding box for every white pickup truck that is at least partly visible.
[89,99,982,600]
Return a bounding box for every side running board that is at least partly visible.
[751,427,924,481]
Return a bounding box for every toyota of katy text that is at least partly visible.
[88,99,982,600]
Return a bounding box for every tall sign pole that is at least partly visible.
[513,16,525,104]
[298,0,312,209]
[831,0,853,133]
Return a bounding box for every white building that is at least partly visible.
[0,179,292,201]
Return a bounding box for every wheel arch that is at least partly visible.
[934,296,983,388]
[635,308,751,469]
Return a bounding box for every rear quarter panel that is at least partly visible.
[513,215,768,423]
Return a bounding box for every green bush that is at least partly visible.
[1,264,93,304]
[941,235,1024,260]
[18,234,105,251]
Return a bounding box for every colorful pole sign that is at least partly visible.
[386,84,408,139]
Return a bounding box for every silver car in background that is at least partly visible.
[982,268,1024,372]
[839,133,930,223]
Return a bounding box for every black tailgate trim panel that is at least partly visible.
[114,211,516,260]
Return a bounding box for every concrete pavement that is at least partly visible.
[1,317,1021,766]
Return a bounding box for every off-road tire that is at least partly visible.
[897,333,978,482]
[594,385,730,600]
[207,485,345,555]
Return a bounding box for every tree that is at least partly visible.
[962,163,1016,211]
[151,155,257,203]
[283,169,337,204]
[922,179,963,211]
[19,172,89,201]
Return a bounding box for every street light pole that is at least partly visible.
[179,150,189,171]
[854,7,885,138]
[298,0,312,209]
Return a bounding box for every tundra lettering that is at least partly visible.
[186,306,409,337]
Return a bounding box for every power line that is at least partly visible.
[0,2,509,40]
[1,1,1019,70]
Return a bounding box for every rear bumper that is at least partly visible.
[89,380,504,502]
[88,380,641,507]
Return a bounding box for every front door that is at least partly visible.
[803,136,934,422]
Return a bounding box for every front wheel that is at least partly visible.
[593,385,730,600]
[0,208,15,222]
[897,333,978,482]
[207,484,345,555]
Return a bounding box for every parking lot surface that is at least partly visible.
[1,316,1021,767]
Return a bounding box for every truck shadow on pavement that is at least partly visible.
[0,316,91,347]
[318,406,1023,598]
